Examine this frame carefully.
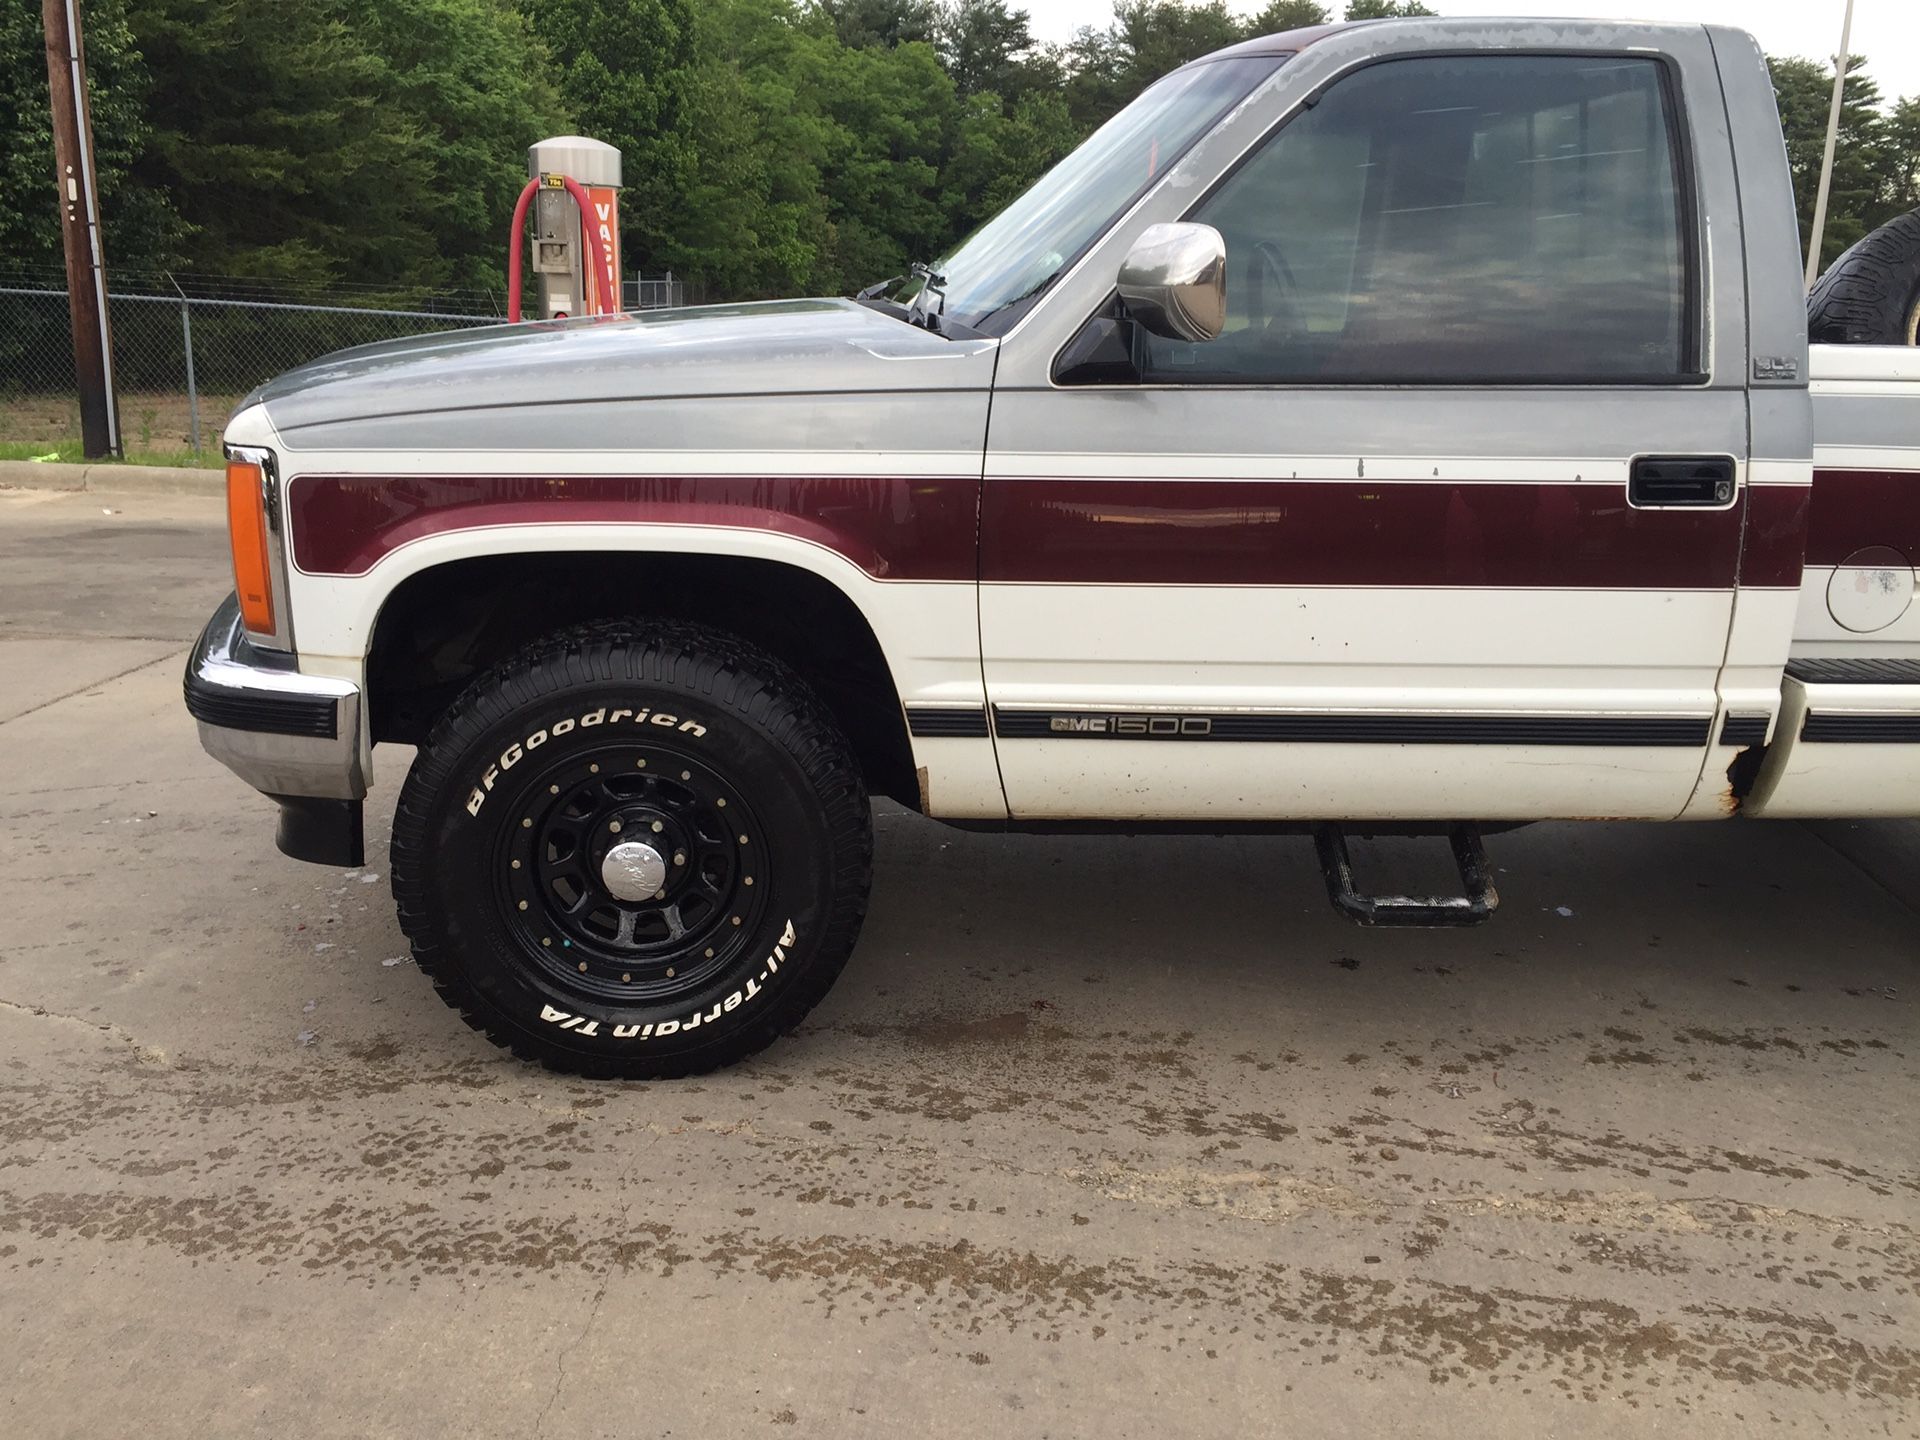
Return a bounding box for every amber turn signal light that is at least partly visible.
[226,458,276,636]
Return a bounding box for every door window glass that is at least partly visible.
[1141,55,1693,383]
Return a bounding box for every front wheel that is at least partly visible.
[390,621,872,1078]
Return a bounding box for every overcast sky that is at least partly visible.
[1024,1,1920,103]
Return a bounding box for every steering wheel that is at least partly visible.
[1247,240,1304,339]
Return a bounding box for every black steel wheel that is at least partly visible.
[391,620,872,1078]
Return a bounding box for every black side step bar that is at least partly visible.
[1312,824,1499,928]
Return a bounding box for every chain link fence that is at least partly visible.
[1,268,697,461]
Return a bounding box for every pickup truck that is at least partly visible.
[186,17,1920,1078]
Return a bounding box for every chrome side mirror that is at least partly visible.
[1117,222,1226,343]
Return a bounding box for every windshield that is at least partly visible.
[897,55,1283,335]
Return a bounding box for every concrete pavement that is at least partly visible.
[1,488,1915,1437]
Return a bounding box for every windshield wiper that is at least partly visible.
[853,263,985,340]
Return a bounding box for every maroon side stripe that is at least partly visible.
[1805,469,1920,566]
[981,479,1743,589]
[1739,483,1812,590]
[287,474,981,580]
[288,469,1912,589]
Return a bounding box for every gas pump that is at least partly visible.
[505,135,623,322]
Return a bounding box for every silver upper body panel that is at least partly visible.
[250,299,999,453]
[241,18,1805,466]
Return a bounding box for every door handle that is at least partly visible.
[1629,456,1736,508]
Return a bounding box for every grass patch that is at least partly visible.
[0,438,223,469]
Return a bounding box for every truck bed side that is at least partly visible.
[1745,345,1920,815]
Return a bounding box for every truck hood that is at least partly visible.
[249,299,997,448]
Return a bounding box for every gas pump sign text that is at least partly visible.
[586,185,621,315]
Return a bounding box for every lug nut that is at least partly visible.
[609,819,623,833]
[651,820,664,833]
[674,852,686,866]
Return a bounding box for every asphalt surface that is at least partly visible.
[2,486,1916,1438]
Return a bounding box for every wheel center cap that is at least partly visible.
[601,840,667,902]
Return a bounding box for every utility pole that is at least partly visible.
[42,0,120,458]
[1804,0,1858,291]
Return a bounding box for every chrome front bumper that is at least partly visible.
[185,594,367,864]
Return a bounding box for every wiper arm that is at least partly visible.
[854,274,903,301]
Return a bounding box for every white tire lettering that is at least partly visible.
[466,705,711,821]
[533,922,798,1044]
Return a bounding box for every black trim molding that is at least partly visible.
[1800,712,1920,743]
[184,678,338,740]
[1718,713,1771,747]
[905,705,991,739]
[992,708,1712,747]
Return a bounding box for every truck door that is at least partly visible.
[980,40,1752,822]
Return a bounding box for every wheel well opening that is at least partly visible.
[365,552,921,809]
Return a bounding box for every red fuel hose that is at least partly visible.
[506,173,614,323]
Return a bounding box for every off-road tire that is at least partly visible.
[1807,208,1920,346]
[390,620,872,1078]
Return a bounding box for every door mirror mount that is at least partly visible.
[1116,222,1227,343]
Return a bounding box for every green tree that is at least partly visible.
[667,0,838,295]
[520,0,699,282]
[1059,1,1247,131]
[128,0,562,294]
[347,0,570,292]
[1884,97,1920,214]
[820,0,937,48]
[1247,1,1330,30]
[943,87,1076,233]
[938,0,1044,100]
[0,0,183,273]
[1343,0,1434,17]
[1772,53,1890,269]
